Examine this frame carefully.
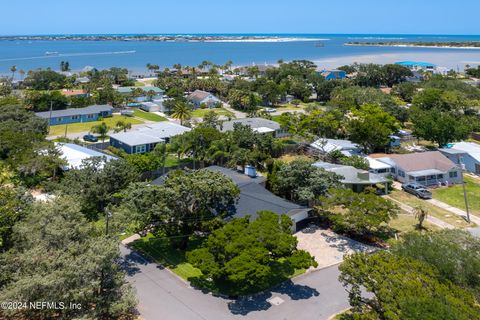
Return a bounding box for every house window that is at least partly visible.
[398,169,405,177]
[87,114,94,119]
[57,117,63,122]
[134,145,146,154]
[391,168,396,174]
[71,115,80,120]
[449,171,458,178]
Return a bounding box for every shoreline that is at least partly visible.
[0,35,328,43]
[345,43,480,50]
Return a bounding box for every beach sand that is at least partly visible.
[314,52,480,70]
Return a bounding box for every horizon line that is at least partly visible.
[2,32,480,37]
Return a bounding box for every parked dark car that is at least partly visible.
[83,134,98,142]
[401,183,432,199]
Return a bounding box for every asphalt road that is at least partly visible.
[120,245,350,320]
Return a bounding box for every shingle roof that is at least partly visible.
[377,151,456,173]
[220,118,281,132]
[187,90,213,102]
[35,105,112,119]
[205,166,307,219]
[151,166,306,220]
[109,122,191,146]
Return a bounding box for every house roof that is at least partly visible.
[116,86,164,94]
[310,139,361,155]
[205,166,307,220]
[187,90,215,102]
[35,105,112,119]
[366,157,393,170]
[220,118,281,132]
[377,151,456,173]
[441,142,480,163]
[109,122,191,146]
[56,143,117,170]
[60,89,87,97]
[313,162,388,185]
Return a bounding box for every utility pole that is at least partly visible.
[458,155,471,223]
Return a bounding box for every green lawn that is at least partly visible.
[432,176,480,215]
[191,108,234,118]
[49,115,144,136]
[388,190,472,228]
[130,233,306,296]
[164,155,193,168]
[133,109,167,122]
[389,214,438,234]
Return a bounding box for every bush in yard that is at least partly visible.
[186,211,317,295]
[339,251,480,320]
[318,188,399,238]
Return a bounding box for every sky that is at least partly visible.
[1,0,479,35]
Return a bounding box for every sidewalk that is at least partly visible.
[426,199,480,226]
[384,196,455,229]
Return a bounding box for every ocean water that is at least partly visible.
[1,34,480,75]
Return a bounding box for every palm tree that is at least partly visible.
[171,101,192,125]
[414,206,428,230]
[90,122,110,143]
[19,69,25,80]
[114,120,132,133]
[10,65,17,80]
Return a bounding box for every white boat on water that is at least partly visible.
[45,51,59,56]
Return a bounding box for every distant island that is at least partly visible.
[0,34,320,43]
[345,41,480,49]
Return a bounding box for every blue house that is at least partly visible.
[116,86,164,103]
[109,122,191,154]
[440,142,480,175]
[35,105,113,125]
[319,70,347,80]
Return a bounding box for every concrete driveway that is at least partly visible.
[120,244,351,320]
[295,226,375,270]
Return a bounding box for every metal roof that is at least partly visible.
[220,118,281,132]
[109,122,190,146]
[116,86,164,94]
[314,162,388,185]
[35,105,112,119]
[56,143,117,169]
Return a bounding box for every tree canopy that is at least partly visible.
[187,211,317,295]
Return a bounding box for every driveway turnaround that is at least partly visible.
[120,245,350,320]
[295,226,376,269]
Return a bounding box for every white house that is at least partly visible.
[187,90,221,108]
[310,139,362,157]
[440,142,480,175]
[56,143,117,170]
[376,151,462,186]
[366,157,393,177]
[219,118,290,138]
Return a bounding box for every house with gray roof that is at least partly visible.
[203,166,311,232]
[35,105,113,125]
[376,151,461,186]
[109,122,191,154]
[220,117,289,138]
[116,86,164,103]
[313,161,389,193]
[440,142,480,175]
[187,90,221,108]
[310,138,362,157]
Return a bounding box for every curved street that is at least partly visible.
[120,245,350,320]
